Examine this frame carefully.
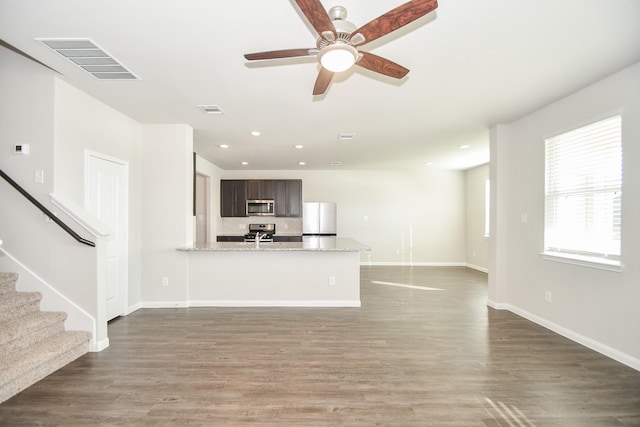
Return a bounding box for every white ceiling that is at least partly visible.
[1,0,639,171]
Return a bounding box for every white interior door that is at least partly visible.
[86,152,128,321]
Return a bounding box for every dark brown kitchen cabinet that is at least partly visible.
[246,179,275,200]
[274,179,302,217]
[221,179,300,217]
[220,180,247,217]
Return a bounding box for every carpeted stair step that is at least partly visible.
[0,330,91,403]
[0,311,67,355]
[0,272,18,295]
[0,291,42,323]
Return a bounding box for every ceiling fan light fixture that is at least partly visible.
[319,44,357,73]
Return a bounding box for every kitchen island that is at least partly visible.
[177,238,369,307]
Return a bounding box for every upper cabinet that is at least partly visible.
[246,179,275,200]
[274,179,302,217]
[221,179,302,217]
[220,180,247,217]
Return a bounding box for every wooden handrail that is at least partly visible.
[0,169,95,247]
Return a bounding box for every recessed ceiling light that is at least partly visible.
[298,161,306,166]
[241,161,248,165]
[198,105,224,114]
[294,145,304,149]
[250,131,261,136]
[219,144,229,148]
[459,144,470,149]
[338,133,354,140]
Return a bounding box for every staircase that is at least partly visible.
[0,272,91,403]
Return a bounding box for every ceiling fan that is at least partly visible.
[244,0,438,95]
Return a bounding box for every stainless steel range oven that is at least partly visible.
[244,223,275,242]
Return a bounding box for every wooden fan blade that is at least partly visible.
[352,0,438,46]
[244,48,317,61]
[356,51,409,79]
[313,67,334,95]
[294,0,336,38]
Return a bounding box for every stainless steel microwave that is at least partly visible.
[246,199,275,216]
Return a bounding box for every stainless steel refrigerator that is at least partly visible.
[302,202,337,236]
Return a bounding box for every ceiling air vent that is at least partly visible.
[329,161,342,166]
[198,105,224,115]
[338,133,354,140]
[37,38,139,80]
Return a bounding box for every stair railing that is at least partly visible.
[0,168,95,247]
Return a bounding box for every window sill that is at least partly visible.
[541,251,622,272]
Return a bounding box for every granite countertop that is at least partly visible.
[177,237,370,252]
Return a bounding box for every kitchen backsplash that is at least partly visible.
[218,217,303,236]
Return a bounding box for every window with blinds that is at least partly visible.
[543,115,622,269]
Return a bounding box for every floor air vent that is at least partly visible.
[37,38,139,80]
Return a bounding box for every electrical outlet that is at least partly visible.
[35,169,44,184]
[162,276,169,287]
[329,276,336,286]
[545,290,552,303]
[395,249,400,255]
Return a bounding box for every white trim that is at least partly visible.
[141,301,189,309]
[92,338,110,352]
[541,251,623,272]
[126,302,142,315]
[362,261,467,267]
[466,263,488,273]
[141,300,361,308]
[0,245,97,348]
[488,302,640,372]
[486,299,509,310]
[49,193,111,237]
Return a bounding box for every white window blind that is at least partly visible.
[544,115,622,267]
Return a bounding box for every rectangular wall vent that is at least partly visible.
[36,38,139,80]
[329,161,342,166]
[198,105,224,115]
[338,133,355,140]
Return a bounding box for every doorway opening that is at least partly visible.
[195,173,210,245]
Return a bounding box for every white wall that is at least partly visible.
[221,169,467,265]
[490,62,640,369]
[0,46,99,345]
[140,124,193,305]
[465,164,489,272]
[54,79,144,308]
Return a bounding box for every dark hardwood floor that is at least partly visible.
[1,266,639,426]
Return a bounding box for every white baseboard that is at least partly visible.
[362,261,467,267]
[140,300,361,308]
[90,337,110,352]
[141,301,189,309]
[486,299,509,310]
[126,302,142,315]
[490,302,640,372]
[466,263,488,273]
[0,245,96,340]
[188,300,361,308]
